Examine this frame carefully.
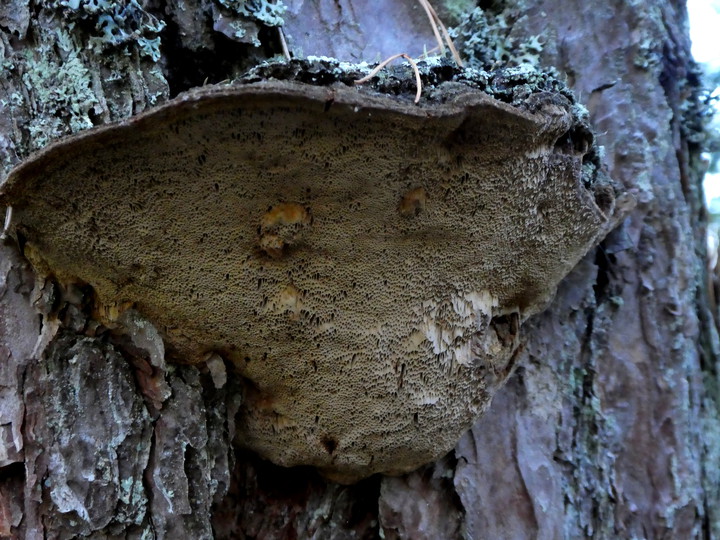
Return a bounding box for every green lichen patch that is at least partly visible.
[51,0,166,61]
[439,0,477,26]
[216,0,286,27]
[20,29,99,150]
[0,3,171,168]
[451,7,545,70]
[212,0,285,46]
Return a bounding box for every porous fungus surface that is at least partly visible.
[0,63,619,482]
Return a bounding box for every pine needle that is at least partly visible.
[354,53,423,104]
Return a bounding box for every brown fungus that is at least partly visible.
[0,78,626,483]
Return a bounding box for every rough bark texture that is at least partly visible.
[0,0,716,539]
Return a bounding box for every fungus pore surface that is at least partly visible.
[0,68,621,483]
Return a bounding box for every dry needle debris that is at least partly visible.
[354,53,423,103]
[353,0,463,104]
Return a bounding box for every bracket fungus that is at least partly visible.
[0,65,625,483]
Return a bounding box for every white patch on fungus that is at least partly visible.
[267,284,304,318]
[205,353,227,389]
[418,290,498,366]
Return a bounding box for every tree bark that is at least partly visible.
[0,0,716,538]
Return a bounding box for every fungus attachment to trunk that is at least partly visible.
[0,71,624,483]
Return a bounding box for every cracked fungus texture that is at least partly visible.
[1,80,616,483]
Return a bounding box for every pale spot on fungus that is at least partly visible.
[0,70,628,484]
[258,233,285,259]
[270,284,303,319]
[259,202,311,257]
[399,187,427,218]
[261,202,310,229]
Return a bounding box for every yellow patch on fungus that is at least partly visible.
[399,187,428,217]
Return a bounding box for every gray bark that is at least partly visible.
[0,0,716,538]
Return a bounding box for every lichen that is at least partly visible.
[21,28,98,150]
[439,0,477,25]
[212,0,286,47]
[634,36,663,71]
[450,7,545,70]
[241,57,573,107]
[485,65,573,104]
[51,0,166,61]
[216,0,286,27]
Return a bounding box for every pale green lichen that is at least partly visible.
[51,0,166,61]
[227,19,253,41]
[142,66,169,106]
[634,36,662,71]
[212,0,286,47]
[21,29,98,150]
[216,0,286,27]
[8,5,170,158]
[439,0,476,25]
[451,7,545,70]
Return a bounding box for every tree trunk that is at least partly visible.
[0,0,716,538]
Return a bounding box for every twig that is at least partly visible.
[278,27,291,61]
[416,0,463,67]
[1,206,12,241]
[419,44,443,60]
[354,53,423,104]
[417,0,445,56]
